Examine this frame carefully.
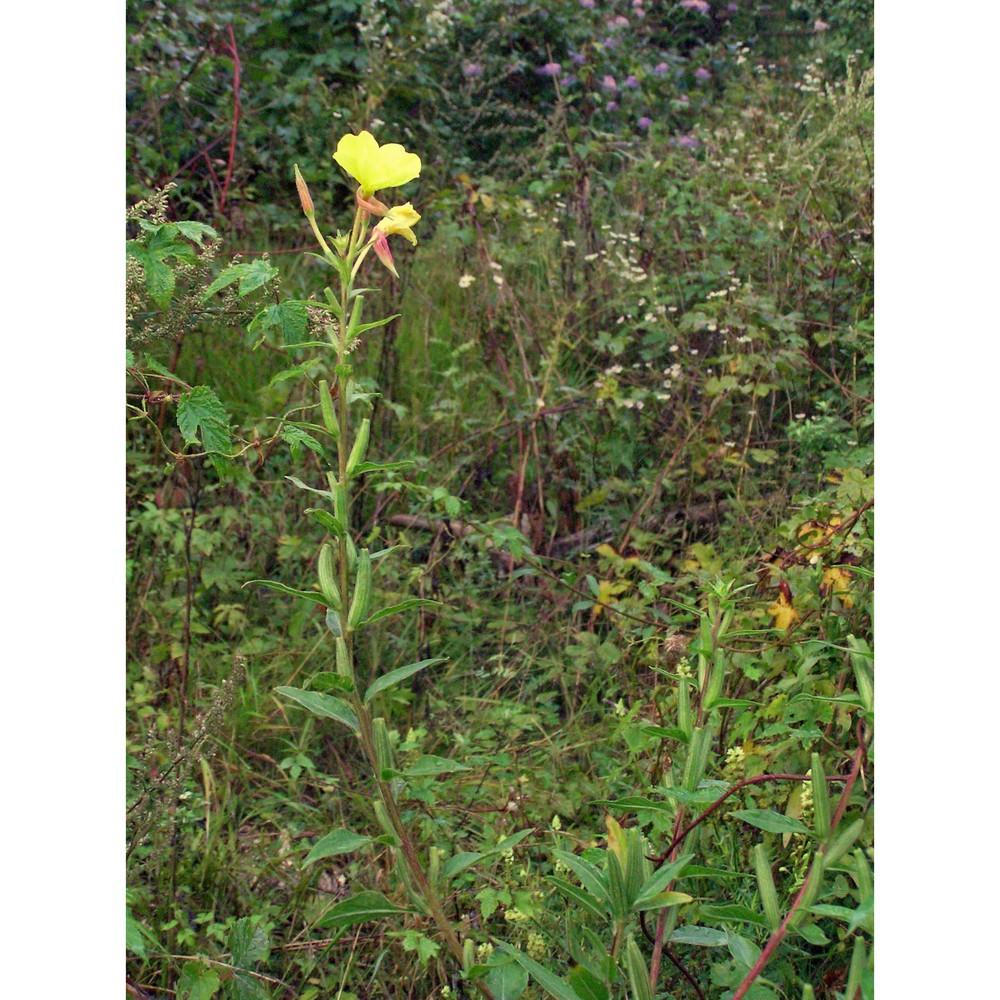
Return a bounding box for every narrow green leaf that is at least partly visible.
[350,459,416,475]
[276,687,358,733]
[364,657,447,705]
[144,356,178,380]
[305,508,345,537]
[552,851,607,903]
[730,809,810,835]
[634,854,694,906]
[391,755,471,778]
[668,926,728,947]
[286,475,334,498]
[726,930,761,970]
[269,361,321,387]
[633,890,693,913]
[305,829,372,865]
[352,313,401,335]
[362,598,442,627]
[546,875,608,920]
[243,579,327,607]
[316,890,409,928]
[699,903,770,927]
[567,966,610,1000]
[501,945,585,1000]
[623,936,653,1000]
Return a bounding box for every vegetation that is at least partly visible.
[126,2,874,998]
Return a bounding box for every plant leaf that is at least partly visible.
[730,809,810,835]
[243,579,328,607]
[363,657,446,705]
[276,687,358,733]
[176,386,233,473]
[316,890,409,928]
[362,598,442,627]
[500,945,585,1000]
[305,829,372,865]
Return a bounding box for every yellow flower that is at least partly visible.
[369,203,421,277]
[333,131,421,197]
[373,203,421,245]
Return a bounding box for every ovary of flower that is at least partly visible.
[333,130,421,197]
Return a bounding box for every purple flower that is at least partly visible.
[601,74,619,91]
[570,52,587,65]
[579,0,595,7]
[637,116,653,129]
[537,62,562,77]
[612,15,630,27]
[680,0,711,13]
[606,101,619,112]
[653,61,670,76]
[463,63,482,78]
[727,2,739,10]
[624,74,640,88]
[559,75,578,87]
[694,67,711,81]
[676,133,700,149]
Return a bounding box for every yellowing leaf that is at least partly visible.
[605,814,628,869]
[821,566,854,609]
[768,590,800,630]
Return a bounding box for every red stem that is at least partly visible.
[219,24,241,214]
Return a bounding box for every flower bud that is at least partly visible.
[293,163,314,217]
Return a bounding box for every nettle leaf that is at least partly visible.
[174,221,218,246]
[176,960,221,1000]
[176,386,232,473]
[305,829,372,865]
[144,255,176,310]
[227,917,269,968]
[280,424,325,461]
[249,300,310,346]
[237,259,279,296]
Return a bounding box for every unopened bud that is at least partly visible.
[294,163,314,217]
[356,188,389,216]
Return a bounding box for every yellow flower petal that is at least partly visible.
[333,131,421,196]
[374,203,421,245]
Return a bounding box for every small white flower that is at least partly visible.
[458,274,476,288]
[493,274,504,286]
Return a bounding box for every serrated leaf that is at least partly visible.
[361,598,442,627]
[176,961,221,1000]
[201,264,246,300]
[243,579,328,607]
[237,259,278,297]
[125,907,148,958]
[176,386,232,473]
[364,658,446,705]
[276,687,358,733]
[144,356,178,379]
[280,424,325,461]
[145,255,175,309]
[249,300,310,346]
[174,221,218,246]
[126,348,136,369]
[269,361,321,387]
[316,890,409,928]
[305,829,372,865]
[227,917,269,968]
[730,809,810,835]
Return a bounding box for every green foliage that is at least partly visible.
[127,5,874,997]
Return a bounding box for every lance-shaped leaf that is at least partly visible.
[363,657,446,705]
[243,580,328,607]
[305,829,372,865]
[361,598,442,627]
[276,687,358,733]
[316,890,410,928]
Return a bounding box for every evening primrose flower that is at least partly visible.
[369,202,421,277]
[332,130,421,197]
